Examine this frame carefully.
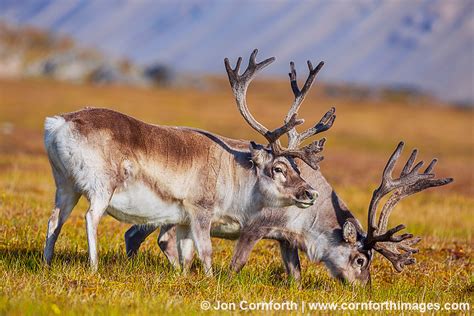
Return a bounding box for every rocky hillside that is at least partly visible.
[1,0,472,104]
[0,22,173,86]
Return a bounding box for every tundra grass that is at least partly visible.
[0,78,472,314]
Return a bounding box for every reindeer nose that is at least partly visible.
[305,189,318,201]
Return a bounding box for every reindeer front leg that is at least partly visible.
[279,240,302,282]
[176,225,195,274]
[125,224,182,270]
[190,217,213,276]
[230,226,272,272]
[158,225,181,269]
[124,224,158,257]
[183,203,213,276]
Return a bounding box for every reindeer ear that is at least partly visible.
[343,221,357,244]
[249,141,271,167]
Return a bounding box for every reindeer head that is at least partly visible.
[225,49,336,209]
[322,142,452,284]
[246,142,313,208]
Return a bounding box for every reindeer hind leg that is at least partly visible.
[84,192,111,272]
[44,186,80,265]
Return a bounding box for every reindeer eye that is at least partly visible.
[273,167,283,174]
[356,257,365,267]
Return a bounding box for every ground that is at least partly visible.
[0,78,472,314]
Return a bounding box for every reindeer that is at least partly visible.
[125,60,452,284]
[227,141,452,284]
[43,50,333,274]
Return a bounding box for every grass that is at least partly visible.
[0,78,472,314]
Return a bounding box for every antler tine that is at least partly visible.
[424,158,437,173]
[365,142,453,272]
[266,114,305,144]
[297,107,336,144]
[401,149,418,176]
[242,49,275,78]
[289,61,300,97]
[271,138,327,169]
[286,106,336,150]
[285,60,325,119]
[381,142,404,187]
[373,240,420,272]
[224,49,304,145]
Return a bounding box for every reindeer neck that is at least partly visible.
[284,166,357,260]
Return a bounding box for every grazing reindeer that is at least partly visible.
[43,50,332,274]
[227,141,453,284]
[126,63,452,284]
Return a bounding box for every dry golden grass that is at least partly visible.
[0,78,472,314]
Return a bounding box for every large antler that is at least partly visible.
[224,49,304,147]
[365,142,453,271]
[274,61,336,169]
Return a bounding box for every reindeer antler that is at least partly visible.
[365,142,453,271]
[274,60,335,169]
[225,50,335,169]
[224,49,304,146]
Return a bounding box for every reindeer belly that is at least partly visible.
[107,182,186,225]
[210,217,242,240]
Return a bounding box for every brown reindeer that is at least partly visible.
[43,50,333,274]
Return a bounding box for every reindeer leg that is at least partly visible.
[158,225,180,269]
[85,194,109,272]
[190,216,213,276]
[44,186,80,265]
[279,240,302,283]
[183,204,213,277]
[124,224,158,257]
[230,228,268,273]
[176,225,195,274]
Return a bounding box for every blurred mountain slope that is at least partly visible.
[0,0,472,103]
[0,22,177,86]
